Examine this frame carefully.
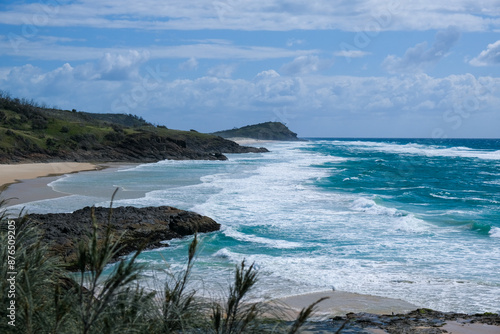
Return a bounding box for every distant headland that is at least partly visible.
[212,121,301,141]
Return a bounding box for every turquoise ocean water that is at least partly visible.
[8,139,500,313]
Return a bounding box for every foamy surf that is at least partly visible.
[324,140,500,160]
[490,227,500,238]
[6,138,500,315]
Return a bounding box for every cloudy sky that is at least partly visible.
[1,0,499,138]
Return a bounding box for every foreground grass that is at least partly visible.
[0,195,323,334]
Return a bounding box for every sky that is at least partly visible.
[0,0,499,138]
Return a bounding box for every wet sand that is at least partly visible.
[0,162,98,189]
[275,291,500,334]
[1,175,72,206]
[0,162,109,206]
[0,162,140,206]
[442,321,500,334]
[275,290,418,318]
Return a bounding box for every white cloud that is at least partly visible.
[1,61,499,137]
[255,69,280,79]
[280,55,333,75]
[0,35,317,62]
[469,40,500,66]
[179,57,199,70]
[286,38,305,47]
[207,64,237,78]
[382,27,461,73]
[253,72,305,105]
[95,50,150,80]
[0,0,498,32]
[333,50,371,58]
[70,50,150,81]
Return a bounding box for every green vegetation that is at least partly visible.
[0,193,323,333]
[0,91,139,152]
[212,122,299,141]
[0,91,250,163]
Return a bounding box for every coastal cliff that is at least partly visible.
[25,206,220,268]
[0,93,268,163]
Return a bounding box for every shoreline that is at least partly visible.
[0,159,498,333]
[274,290,418,317]
[0,162,125,206]
[273,291,499,334]
[0,162,100,189]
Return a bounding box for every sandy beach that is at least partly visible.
[0,162,98,189]
[0,162,141,206]
[275,290,417,317]
[275,291,500,334]
[0,162,100,206]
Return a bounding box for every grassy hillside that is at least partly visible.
[0,92,266,163]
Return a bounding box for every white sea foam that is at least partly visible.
[430,193,462,200]
[350,197,401,216]
[391,214,432,234]
[8,139,500,314]
[223,227,303,249]
[490,227,500,238]
[213,248,243,261]
[46,174,70,188]
[326,140,500,160]
[430,193,500,204]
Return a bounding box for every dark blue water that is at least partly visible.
[307,138,500,235]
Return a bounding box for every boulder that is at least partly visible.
[25,206,220,268]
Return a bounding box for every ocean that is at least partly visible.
[8,138,500,314]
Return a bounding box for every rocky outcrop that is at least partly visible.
[0,131,268,163]
[212,122,301,141]
[25,206,220,268]
[305,309,500,333]
[183,134,269,155]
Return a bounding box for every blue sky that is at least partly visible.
[0,0,499,138]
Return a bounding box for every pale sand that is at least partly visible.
[0,162,98,189]
[0,163,140,206]
[273,290,417,318]
[1,175,73,206]
[276,291,500,334]
[442,321,500,334]
[365,322,500,334]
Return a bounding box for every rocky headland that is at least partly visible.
[0,94,268,164]
[24,206,220,268]
[212,121,301,141]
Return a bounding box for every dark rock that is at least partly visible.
[25,206,220,269]
[325,308,500,333]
